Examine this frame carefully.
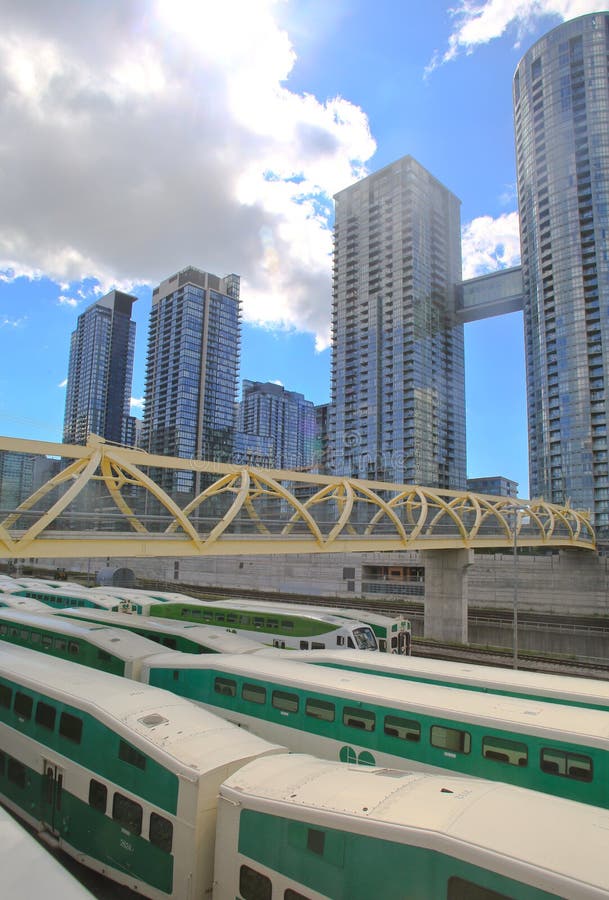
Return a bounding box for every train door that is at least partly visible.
[41,759,64,836]
[396,630,411,655]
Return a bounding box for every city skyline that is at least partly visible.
[2,2,606,498]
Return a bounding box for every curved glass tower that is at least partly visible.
[514,13,609,533]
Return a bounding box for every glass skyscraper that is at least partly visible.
[239,380,316,470]
[330,155,466,488]
[143,267,241,494]
[63,290,137,447]
[515,13,609,532]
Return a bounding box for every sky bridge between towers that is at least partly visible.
[0,435,594,560]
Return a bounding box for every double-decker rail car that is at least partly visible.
[1,802,96,899]
[271,647,609,712]
[139,598,379,651]
[2,582,122,612]
[0,591,52,612]
[142,652,609,810]
[209,597,411,653]
[57,607,267,654]
[0,644,284,899]
[214,754,609,900]
[0,609,170,678]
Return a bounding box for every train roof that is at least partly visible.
[4,582,121,609]
[142,651,609,745]
[211,598,408,626]
[220,754,609,895]
[0,645,283,778]
[57,608,268,653]
[285,649,609,706]
[0,608,169,662]
[0,804,95,898]
[0,592,51,612]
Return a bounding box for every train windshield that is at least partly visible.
[352,626,378,650]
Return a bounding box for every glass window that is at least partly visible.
[7,758,26,789]
[14,692,33,721]
[343,706,375,732]
[112,792,142,835]
[150,813,173,853]
[30,631,41,644]
[53,638,67,652]
[311,642,325,650]
[272,690,299,713]
[0,750,5,776]
[384,715,420,742]
[431,725,471,754]
[0,683,12,709]
[482,736,527,767]
[239,865,272,900]
[540,748,592,781]
[305,697,335,722]
[307,828,325,855]
[285,891,312,900]
[35,701,56,731]
[448,876,513,899]
[68,642,79,656]
[214,677,237,698]
[89,779,107,812]
[242,683,266,705]
[119,740,146,771]
[59,711,83,744]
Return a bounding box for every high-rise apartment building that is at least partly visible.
[143,267,240,494]
[515,13,609,532]
[330,155,466,487]
[239,380,316,470]
[63,290,137,446]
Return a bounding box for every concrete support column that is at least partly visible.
[420,548,473,643]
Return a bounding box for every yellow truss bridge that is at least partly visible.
[0,435,595,559]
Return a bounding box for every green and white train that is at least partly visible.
[208,596,412,653]
[142,652,609,810]
[1,582,122,612]
[0,644,284,899]
[3,645,609,899]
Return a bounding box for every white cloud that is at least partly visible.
[58,295,79,308]
[130,396,144,410]
[0,315,26,328]
[428,0,606,70]
[461,212,521,279]
[0,0,375,349]
[58,378,67,388]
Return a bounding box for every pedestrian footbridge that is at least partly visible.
[0,435,595,559]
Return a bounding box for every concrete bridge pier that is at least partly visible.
[420,548,473,643]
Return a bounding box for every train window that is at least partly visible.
[59,711,83,744]
[9,627,18,638]
[227,614,238,624]
[35,701,56,731]
[215,614,226,623]
[42,635,52,648]
[483,736,528,767]
[447,876,513,899]
[88,779,107,813]
[68,641,79,656]
[0,683,12,708]
[267,619,279,629]
[20,629,28,641]
[112,792,143,836]
[215,677,237,697]
[162,638,177,650]
[242,683,267,705]
[0,625,6,635]
[336,635,345,647]
[53,638,67,652]
[14,692,33,721]
[0,750,5,776]
[7,758,26,789]
[97,650,111,662]
[273,690,299,713]
[239,865,272,900]
[30,632,41,644]
[384,715,420,742]
[307,828,325,855]
[540,748,593,782]
[343,706,376,732]
[306,697,335,722]
[282,620,294,631]
[240,616,250,625]
[431,726,471,754]
[253,617,265,628]
[311,642,325,650]
[300,641,309,649]
[150,812,173,853]
[119,740,147,771]
[285,890,312,900]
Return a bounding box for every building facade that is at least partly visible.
[515,13,609,532]
[63,291,137,446]
[467,476,518,498]
[142,267,240,494]
[238,380,316,470]
[330,155,466,487]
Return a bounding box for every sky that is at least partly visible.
[0,0,606,498]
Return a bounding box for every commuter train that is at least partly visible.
[2,644,609,899]
[208,596,412,653]
[143,651,609,810]
[1,582,122,612]
[274,646,609,711]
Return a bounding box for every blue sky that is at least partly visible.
[0,1,605,497]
